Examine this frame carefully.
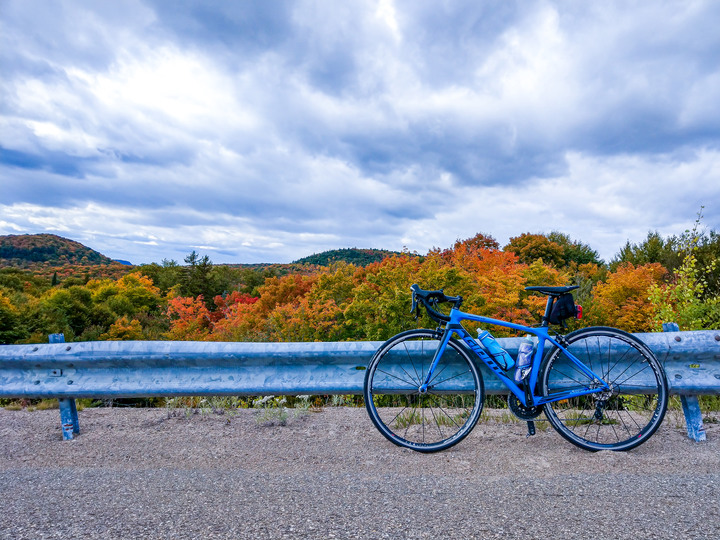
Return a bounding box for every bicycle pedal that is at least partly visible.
[526,421,536,437]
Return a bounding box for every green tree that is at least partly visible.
[610,231,682,272]
[0,290,24,344]
[137,259,183,294]
[32,286,95,339]
[650,213,720,330]
[181,251,214,301]
[546,232,602,266]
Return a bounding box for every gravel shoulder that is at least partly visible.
[1,407,718,539]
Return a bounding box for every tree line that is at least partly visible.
[0,223,718,346]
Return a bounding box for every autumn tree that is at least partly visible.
[504,233,566,267]
[165,295,212,341]
[100,316,144,340]
[212,273,317,342]
[584,263,667,332]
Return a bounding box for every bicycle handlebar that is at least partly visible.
[410,284,463,323]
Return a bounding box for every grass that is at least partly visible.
[3,393,719,432]
[253,395,312,426]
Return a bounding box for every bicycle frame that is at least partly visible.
[422,307,611,408]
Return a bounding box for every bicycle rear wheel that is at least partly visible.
[541,327,668,451]
[364,329,484,453]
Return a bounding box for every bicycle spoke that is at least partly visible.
[542,328,667,451]
[402,340,423,388]
[375,367,417,389]
[365,330,483,452]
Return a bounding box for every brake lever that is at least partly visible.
[410,293,419,320]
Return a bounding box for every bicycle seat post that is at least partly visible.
[541,296,554,327]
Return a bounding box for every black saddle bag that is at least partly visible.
[548,293,580,325]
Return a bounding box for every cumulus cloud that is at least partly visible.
[1,0,718,264]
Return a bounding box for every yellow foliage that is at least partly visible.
[100,316,144,340]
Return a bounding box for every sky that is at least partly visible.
[1,0,719,265]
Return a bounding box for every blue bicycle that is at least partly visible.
[364,284,668,452]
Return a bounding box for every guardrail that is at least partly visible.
[1,328,718,442]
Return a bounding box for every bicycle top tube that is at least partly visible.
[446,307,549,337]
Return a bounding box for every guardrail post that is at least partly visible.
[663,323,706,442]
[49,334,79,440]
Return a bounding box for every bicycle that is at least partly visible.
[363,284,668,453]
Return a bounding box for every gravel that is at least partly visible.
[0,407,718,539]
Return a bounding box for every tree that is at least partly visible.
[33,286,95,339]
[505,232,602,268]
[504,233,566,267]
[585,263,667,332]
[165,295,212,341]
[650,213,720,330]
[0,291,24,344]
[100,316,144,340]
[181,251,214,300]
[451,233,500,252]
[546,231,602,266]
[137,259,183,295]
[610,231,682,272]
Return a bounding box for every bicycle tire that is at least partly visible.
[540,326,668,451]
[364,329,484,453]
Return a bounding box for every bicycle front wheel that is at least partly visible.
[364,329,484,453]
[541,327,668,451]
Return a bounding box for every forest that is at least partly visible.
[0,223,718,346]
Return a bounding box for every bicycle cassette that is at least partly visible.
[507,393,543,420]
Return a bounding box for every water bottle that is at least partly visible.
[514,335,535,383]
[477,330,514,370]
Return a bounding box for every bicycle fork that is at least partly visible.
[419,329,454,393]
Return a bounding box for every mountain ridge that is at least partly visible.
[0,233,117,268]
[0,234,403,269]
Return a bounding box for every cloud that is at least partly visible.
[1,0,718,265]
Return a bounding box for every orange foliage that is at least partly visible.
[212,274,317,341]
[165,295,212,340]
[585,263,668,332]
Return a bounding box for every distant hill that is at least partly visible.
[293,248,402,266]
[0,234,117,268]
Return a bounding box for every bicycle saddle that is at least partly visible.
[525,285,579,296]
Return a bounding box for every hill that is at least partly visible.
[292,248,402,266]
[0,234,117,268]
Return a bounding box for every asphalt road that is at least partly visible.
[1,407,718,539]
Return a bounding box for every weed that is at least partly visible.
[35,399,59,411]
[253,395,310,426]
[165,395,252,420]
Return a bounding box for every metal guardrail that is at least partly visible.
[1,328,718,441]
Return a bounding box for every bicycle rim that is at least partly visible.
[364,329,484,453]
[541,327,668,451]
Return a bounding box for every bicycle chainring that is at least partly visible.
[507,393,543,420]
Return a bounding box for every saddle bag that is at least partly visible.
[548,293,581,325]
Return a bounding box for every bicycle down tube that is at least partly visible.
[422,307,611,408]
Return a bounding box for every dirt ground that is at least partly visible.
[1,406,718,539]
